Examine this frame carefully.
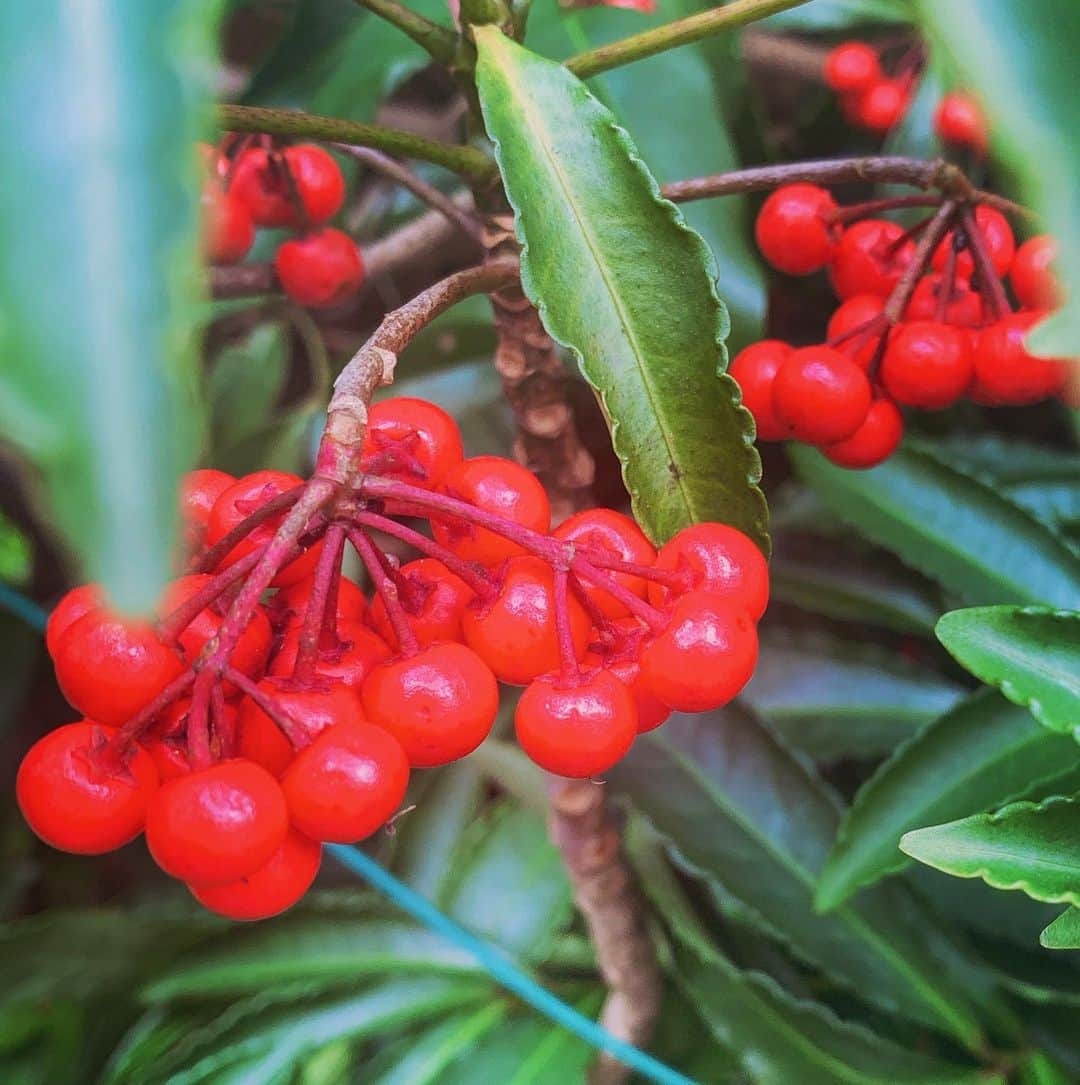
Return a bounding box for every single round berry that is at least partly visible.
[54,610,185,726]
[515,670,637,778]
[361,397,465,490]
[933,92,988,155]
[827,294,886,371]
[905,273,984,327]
[369,559,475,650]
[824,42,881,94]
[772,346,872,445]
[728,340,792,441]
[880,320,973,409]
[45,583,105,659]
[283,721,410,842]
[275,228,365,309]
[647,522,769,619]
[17,721,158,854]
[821,398,904,469]
[640,592,758,713]
[552,508,657,618]
[754,184,838,276]
[180,469,236,550]
[830,220,915,300]
[974,311,1067,405]
[462,556,590,686]
[230,145,345,228]
[191,828,321,921]
[269,619,391,689]
[1011,235,1063,310]
[932,206,1015,279]
[855,79,909,132]
[145,759,288,885]
[278,574,368,628]
[432,456,551,566]
[202,182,254,265]
[361,642,499,767]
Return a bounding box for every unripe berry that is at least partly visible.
[754,184,838,275]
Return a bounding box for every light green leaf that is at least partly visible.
[474,27,767,548]
[0,2,217,609]
[936,606,1080,735]
[1040,908,1080,950]
[791,444,1080,609]
[817,691,1080,910]
[1017,1051,1074,1085]
[901,795,1080,907]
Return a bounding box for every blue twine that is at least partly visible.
[1,581,694,1085]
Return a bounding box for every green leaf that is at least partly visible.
[914,0,1080,358]
[932,435,1080,485]
[607,707,994,1047]
[743,629,965,760]
[936,606,1080,735]
[1006,480,1080,531]
[208,323,288,456]
[901,795,1080,907]
[1040,908,1080,950]
[0,3,216,609]
[969,934,1080,1005]
[791,444,1080,609]
[1017,1051,1074,1085]
[817,691,1080,910]
[474,27,767,549]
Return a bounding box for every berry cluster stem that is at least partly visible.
[883,199,958,325]
[223,667,312,749]
[194,486,304,575]
[347,527,420,656]
[553,568,581,686]
[960,204,1013,319]
[293,524,347,683]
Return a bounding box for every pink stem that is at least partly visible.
[936,243,959,324]
[553,568,581,687]
[293,524,346,683]
[193,485,304,574]
[579,549,682,587]
[347,526,420,656]
[223,667,313,749]
[211,684,234,759]
[571,555,667,632]
[960,205,1012,320]
[827,313,889,350]
[186,675,214,771]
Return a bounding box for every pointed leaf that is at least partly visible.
[474,27,767,548]
[936,607,1080,735]
[1040,908,1080,950]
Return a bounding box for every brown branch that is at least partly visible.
[741,29,829,81]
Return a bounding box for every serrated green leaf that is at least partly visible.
[0,2,216,609]
[817,691,1080,910]
[606,707,994,1047]
[901,795,1080,907]
[743,629,965,760]
[1040,908,1080,950]
[791,444,1080,609]
[474,27,767,549]
[936,607,1080,735]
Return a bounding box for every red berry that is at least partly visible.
[54,610,185,726]
[754,184,838,275]
[283,721,409,842]
[191,829,321,921]
[361,397,465,490]
[17,721,158,854]
[432,456,551,566]
[1011,235,1063,310]
[772,346,872,445]
[880,320,973,409]
[369,559,475,650]
[45,583,105,659]
[830,220,915,300]
[855,79,909,132]
[230,145,345,228]
[728,340,791,441]
[202,182,254,265]
[827,294,886,371]
[269,619,391,688]
[180,469,236,550]
[647,522,769,620]
[974,311,1067,404]
[932,206,1015,279]
[145,737,192,782]
[639,592,758,712]
[584,624,671,734]
[822,398,904,469]
[933,92,988,155]
[515,670,637,778]
[361,642,499,767]
[277,575,368,628]
[905,273,984,327]
[463,556,590,686]
[275,228,364,309]
[553,508,656,618]
[145,759,288,885]
[824,42,881,94]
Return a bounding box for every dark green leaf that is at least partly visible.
[817,691,1080,910]
[474,28,768,548]
[1006,480,1080,530]
[969,934,1080,1005]
[1040,908,1080,950]
[208,323,288,455]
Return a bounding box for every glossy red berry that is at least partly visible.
[45,583,105,659]
[728,340,792,441]
[180,469,236,549]
[278,574,368,628]
[553,508,656,618]
[361,643,499,767]
[932,206,1015,279]
[361,397,465,490]
[824,42,881,94]
[880,320,973,409]
[1011,236,1063,310]
[830,220,915,300]
[827,294,886,371]
[269,619,391,689]
[230,145,345,228]
[191,829,321,921]
[515,670,637,778]
[905,273,984,327]
[647,522,769,619]
[821,398,904,469]
[275,228,365,309]
[933,92,988,155]
[369,559,475,650]
[584,626,671,734]
[463,556,590,686]
[282,721,409,843]
[754,184,838,275]
[145,759,288,885]
[145,737,192,783]
[17,721,158,854]
[772,346,872,445]
[974,311,1067,405]
[640,592,758,712]
[53,610,185,726]
[855,79,909,132]
[432,456,551,565]
[202,182,254,265]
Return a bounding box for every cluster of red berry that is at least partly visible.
[202,140,365,308]
[732,183,1067,469]
[18,397,767,921]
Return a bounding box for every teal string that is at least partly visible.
[1,581,694,1085]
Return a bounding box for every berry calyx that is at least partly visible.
[230,145,345,228]
[880,320,973,409]
[933,93,988,155]
[772,346,872,445]
[754,184,839,275]
[821,398,904,469]
[974,311,1067,405]
[830,220,915,300]
[1011,236,1063,310]
[369,558,475,650]
[824,42,881,94]
[729,340,792,441]
[361,397,464,490]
